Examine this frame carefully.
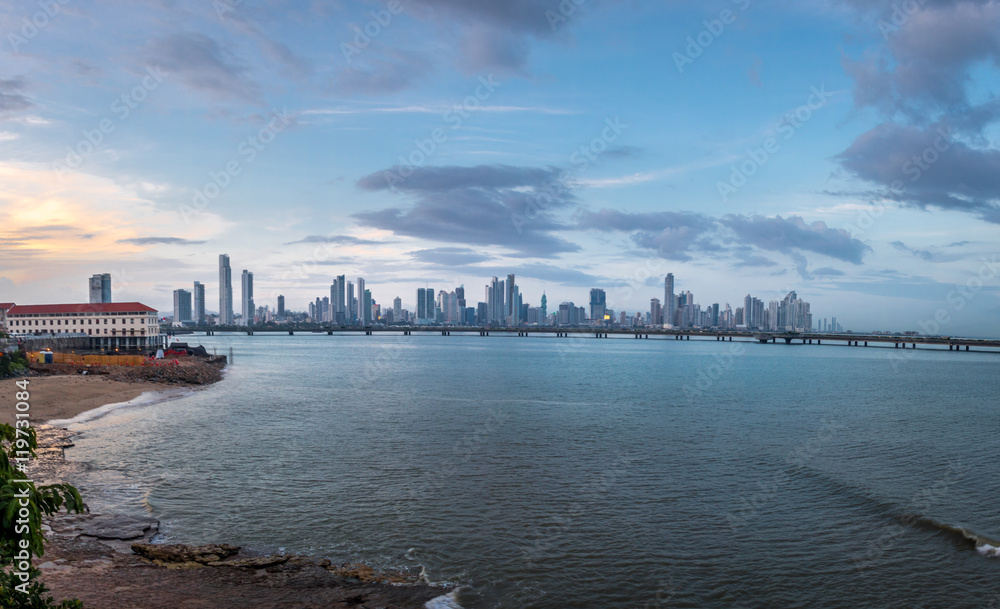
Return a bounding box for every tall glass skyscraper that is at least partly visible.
[218,254,233,325]
[664,274,675,328]
[241,269,254,326]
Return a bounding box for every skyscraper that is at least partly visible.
[193,281,205,324]
[173,289,192,323]
[334,275,346,322]
[506,274,516,322]
[590,288,607,324]
[88,273,111,303]
[277,295,285,318]
[241,269,254,326]
[650,298,662,326]
[487,277,505,325]
[664,274,675,328]
[455,285,466,325]
[219,254,233,325]
[356,278,365,324]
[393,297,402,321]
[362,289,372,325]
[346,281,355,323]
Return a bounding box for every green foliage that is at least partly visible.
[0,352,29,379]
[0,422,84,607]
[0,569,84,609]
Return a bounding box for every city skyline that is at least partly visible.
[0,2,998,336]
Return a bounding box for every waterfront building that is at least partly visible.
[7,302,164,350]
[393,297,402,321]
[0,302,13,332]
[218,254,233,325]
[650,298,661,326]
[173,289,192,324]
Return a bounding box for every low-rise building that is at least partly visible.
[0,303,13,332]
[6,302,165,350]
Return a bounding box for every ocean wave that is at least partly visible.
[48,387,192,427]
[909,516,1000,557]
[425,590,465,609]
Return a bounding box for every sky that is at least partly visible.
[0,0,998,336]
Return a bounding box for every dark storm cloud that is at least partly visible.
[355,164,580,257]
[117,237,207,245]
[145,33,259,102]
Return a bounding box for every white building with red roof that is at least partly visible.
[6,302,164,351]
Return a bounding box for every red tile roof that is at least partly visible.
[8,302,157,315]
[0,303,14,310]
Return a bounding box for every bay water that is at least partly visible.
[63,334,1000,608]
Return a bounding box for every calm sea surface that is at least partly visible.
[64,334,1000,608]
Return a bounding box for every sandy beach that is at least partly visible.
[0,375,153,426]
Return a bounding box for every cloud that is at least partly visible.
[409,247,493,266]
[116,237,207,245]
[145,33,259,103]
[333,48,435,95]
[812,267,846,277]
[283,235,386,246]
[841,1,1000,121]
[0,77,32,114]
[354,164,580,257]
[575,209,716,261]
[836,123,1000,222]
[721,215,871,264]
[891,240,934,261]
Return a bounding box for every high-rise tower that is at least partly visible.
[219,255,233,325]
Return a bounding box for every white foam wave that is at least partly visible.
[48,388,192,427]
[976,543,1000,557]
[425,589,465,609]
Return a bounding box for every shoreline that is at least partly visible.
[10,365,455,609]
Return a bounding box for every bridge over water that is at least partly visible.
[178,327,1000,353]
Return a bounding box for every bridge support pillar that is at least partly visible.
[912,343,916,349]
[327,331,333,335]
[966,346,970,351]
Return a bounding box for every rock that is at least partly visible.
[77,515,160,541]
[131,543,240,564]
[220,555,289,569]
[38,561,73,571]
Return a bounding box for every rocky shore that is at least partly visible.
[22,363,454,609]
